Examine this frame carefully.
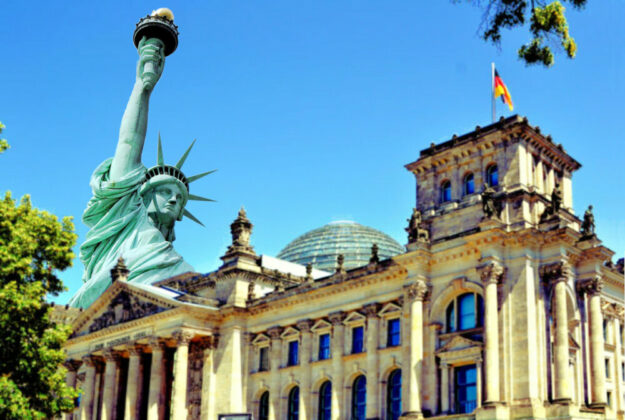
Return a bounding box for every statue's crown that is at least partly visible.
[140,133,215,226]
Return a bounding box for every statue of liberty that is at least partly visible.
[69,15,212,308]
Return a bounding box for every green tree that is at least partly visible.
[0,122,8,154]
[462,0,587,66]
[0,124,79,419]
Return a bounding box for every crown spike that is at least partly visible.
[187,169,217,183]
[189,194,215,202]
[175,139,196,169]
[183,209,205,226]
[157,132,165,166]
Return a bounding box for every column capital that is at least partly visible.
[172,330,194,345]
[102,349,122,362]
[296,319,313,332]
[196,334,219,350]
[148,336,167,351]
[82,355,98,367]
[362,302,380,317]
[328,311,346,325]
[478,262,504,285]
[267,326,283,339]
[404,280,429,302]
[576,276,603,297]
[63,359,82,372]
[540,261,573,285]
[127,344,144,357]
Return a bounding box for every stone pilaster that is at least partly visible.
[63,359,82,420]
[171,330,194,419]
[613,316,624,413]
[147,337,167,420]
[478,262,504,405]
[267,326,283,420]
[578,277,607,407]
[329,311,346,420]
[297,319,313,419]
[403,280,429,417]
[200,336,218,420]
[101,350,121,420]
[363,303,380,418]
[541,262,572,402]
[440,362,450,414]
[124,345,144,420]
[425,323,441,414]
[80,356,98,420]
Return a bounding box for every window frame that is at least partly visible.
[440,180,452,203]
[258,346,269,372]
[454,364,478,414]
[386,369,402,420]
[486,164,499,187]
[445,292,484,333]
[287,340,299,367]
[287,386,300,420]
[351,375,367,420]
[387,318,401,347]
[318,381,332,420]
[351,325,365,354]
[318,333,331,360]
[463,172,475,196]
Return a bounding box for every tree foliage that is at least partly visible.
[463,0,587,66]
[0,125,79,419]
[0,122,8,154]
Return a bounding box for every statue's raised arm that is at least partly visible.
[110,36,166,182]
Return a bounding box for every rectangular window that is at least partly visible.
[352,326,364,354]
[607,391,612,409]
[455,365,477,414]
[622,363,625,382]
[605,358,610,379]
[319,333,330,360]
[288,340,299,366]
[387,318,401,347]
[259,346,269,372]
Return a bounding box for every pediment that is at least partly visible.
[281,326,300,339]
[72,282,180,337]
[436,335,483,354]
[311,319,332,331]
[344,311,366,325]
[378,302,402,317]
[252,333,270,346]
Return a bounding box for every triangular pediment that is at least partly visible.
[436,335,483,354]
[311,319,332,331]
[344,311,366,325]
[252,333,271,346]
[71,282,180,337]
[281,326,300,339]
[378,302,402,317]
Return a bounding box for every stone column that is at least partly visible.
[296,319,313,420]
[329,311,346,420]
[613,317,623,413]
[542,262,572,402]
[63,360,82,420]
[101,350,121,420]
[404,281,429,416]
[171,330,194,419]
[578,277,607,407]
[80,356,98,420]
[363,303,380,418]
[200,336,218,420]
[476,358,483,409]
[267,326,283,420]
[479,262,504,405]
[440,362,450,414]
[147,338,167,420]
[425,324,441,414]
[124,345,143,420]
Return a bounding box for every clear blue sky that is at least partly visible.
[1,1,622,305]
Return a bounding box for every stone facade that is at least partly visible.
[61,116,624,419]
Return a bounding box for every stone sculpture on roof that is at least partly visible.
[69,11,213,308]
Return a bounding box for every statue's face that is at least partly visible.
[146,183,186,226]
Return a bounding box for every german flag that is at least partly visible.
[494,70,513,111]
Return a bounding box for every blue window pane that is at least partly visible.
[446,303,455,332]
[441,181,452,202]
[464,173,475,195]
[387,369,402,420]
[487,165,499,187]
[288,387,299,420]
[458,293,476,330]
[387,318,401,347]
[259,347,269,371]
[455,365,477,414]
[259,391,269,420]
[352,326,364,354]
[288,341,299,366]
[352,375,367,420]
[319,333,331,360]
[319,381,332,420]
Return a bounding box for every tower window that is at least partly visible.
[486,164,499,187]
[463,173,475,196]
[440,180,452,203]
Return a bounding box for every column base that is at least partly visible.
[399,412,423,420]
[476,402,509,420]
[588,402,607,409]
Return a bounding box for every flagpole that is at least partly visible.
[491,62,496,123]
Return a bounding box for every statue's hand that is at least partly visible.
[136,37,166,91]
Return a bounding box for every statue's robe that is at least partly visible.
[68,159,194,308]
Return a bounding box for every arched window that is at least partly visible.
[287,387,299,420]
[318,381,332,420]
[440,180,452,203]
[463,173,475,196]
[258,391,269,420]
[387,369,402,420]
[445,292,484,332]
[352,375,367,420]
[486,164,499,187]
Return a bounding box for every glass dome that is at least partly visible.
[276,221,404,272]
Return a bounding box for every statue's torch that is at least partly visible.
[133,8,179,90]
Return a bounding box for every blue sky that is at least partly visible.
[0,1,622,304]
